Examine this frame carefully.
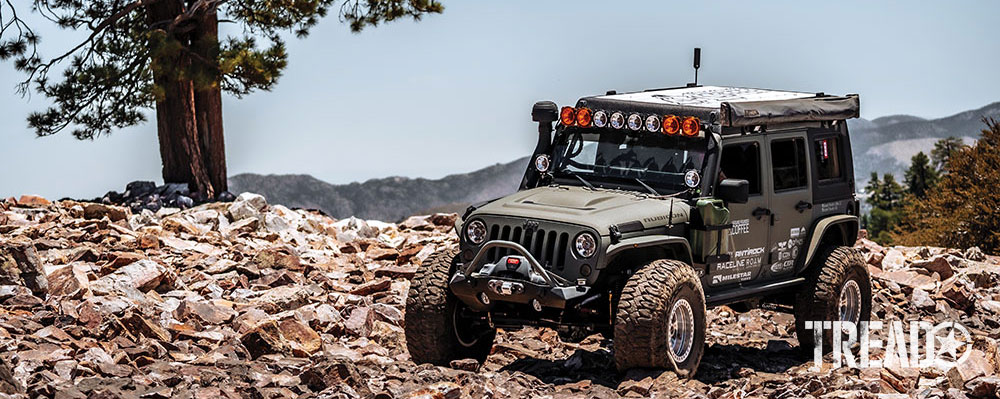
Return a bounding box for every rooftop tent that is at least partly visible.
[577,86,859,127]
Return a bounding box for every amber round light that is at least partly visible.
[663,115,681,135]
[681,116,701,136]
[560,106,576,126]
[576,107,592,127]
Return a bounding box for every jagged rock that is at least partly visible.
[83,203,129,221]
[252,246,301,270]
[0,241,48,296]
[16,195,50,208]
[965,376,1000,398]
[45,263,90,298]
[240,319,322,358]
[965,247,987,262]
[947,351,994,388]
[911,288,936,311]
[344,307,374,337]
[913,256,955,280]
[90,259,173,296]
[882,249,906,270]
[228,193,267,222]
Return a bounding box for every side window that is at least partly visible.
[771,138,807,191]
[720,142,761,195]
[815,136,843,181]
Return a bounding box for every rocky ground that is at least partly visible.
[0,193,998,398]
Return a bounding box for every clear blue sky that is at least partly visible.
[2,1,999,198]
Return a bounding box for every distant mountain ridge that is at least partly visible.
[229,158,528,221]
[849,101,1000,184]
[231,102,1000,221]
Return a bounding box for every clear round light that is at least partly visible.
[574,233,597,258]
[645,115,661,132]
[684,170,701,188]
[534,154,551,173]
[593,111,608,128]
[466,220,488,245]
[610,112,625,129]
[627,114,642,131]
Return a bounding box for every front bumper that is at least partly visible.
[450,240,591,312]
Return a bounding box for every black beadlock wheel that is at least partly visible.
[614,259,706,377]
[793,246,872,354]
[404,248,496,367]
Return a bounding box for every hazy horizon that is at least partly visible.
[3,1,1000,199]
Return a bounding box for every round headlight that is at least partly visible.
[466,220,488,245]
[610,112,625,129]
[593,111,608,128]
[645,115,661,132]
[627,114,642,131]
[684,170,701,188]
[534,154,551,173]
[574,233,597,258]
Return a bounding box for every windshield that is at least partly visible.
[552,128,707,192]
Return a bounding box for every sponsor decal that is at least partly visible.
[714,247,765,272]
[820,200,845,214]
[731,219,750,236]
[712,270,752,285]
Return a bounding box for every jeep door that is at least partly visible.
[707,137,770,288]
[763,131,814,278]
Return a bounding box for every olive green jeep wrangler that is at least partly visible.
[405,84,871,376]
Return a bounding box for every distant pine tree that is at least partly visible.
[863,172,905,244]
[904,151,938,198]
[931,136,966,173]
[893,119,1000,253]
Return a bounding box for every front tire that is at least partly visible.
[793,246,872,353]
[405,248,496,367]
[614,259,706,377]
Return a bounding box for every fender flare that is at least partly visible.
[799,215,859,273]
[604,235,693,267]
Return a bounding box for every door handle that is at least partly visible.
[795,201,813,213]
[752,207,771,220]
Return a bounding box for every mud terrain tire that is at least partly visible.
[614,259,706,377]
[405,248,496,367]
[793,246,872,353]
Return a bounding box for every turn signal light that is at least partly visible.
[681,116,701,136]
[560,106,576,126]
[663,115,681,135]
[576,107,593,127]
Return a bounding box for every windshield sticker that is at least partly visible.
[731,219,750,236]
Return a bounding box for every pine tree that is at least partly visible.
[931,136,966,173]
[0,1,443,197]
[863,172,905,244]
[893,119,1000,253]
[904,151,938,198]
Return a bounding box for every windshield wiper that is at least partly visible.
[570,173,596,190]
[635,178,659,196]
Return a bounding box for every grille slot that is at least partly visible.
[483,221,571,270]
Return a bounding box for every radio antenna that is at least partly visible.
[692,48,701,86]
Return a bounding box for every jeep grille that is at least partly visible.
[484,220,572,270]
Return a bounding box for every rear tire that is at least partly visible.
[405,248,496,367]
[614,259,706,377]
[793,246,872,353]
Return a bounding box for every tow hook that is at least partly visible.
[488,280,524,296]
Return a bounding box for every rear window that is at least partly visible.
[815,137,843,181]
[771,138,808,191]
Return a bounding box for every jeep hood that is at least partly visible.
[470,186,690,235]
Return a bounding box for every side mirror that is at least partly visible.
[716,179,749,204]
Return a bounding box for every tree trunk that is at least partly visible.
[145,0,223,199]
[191,8,228,195]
